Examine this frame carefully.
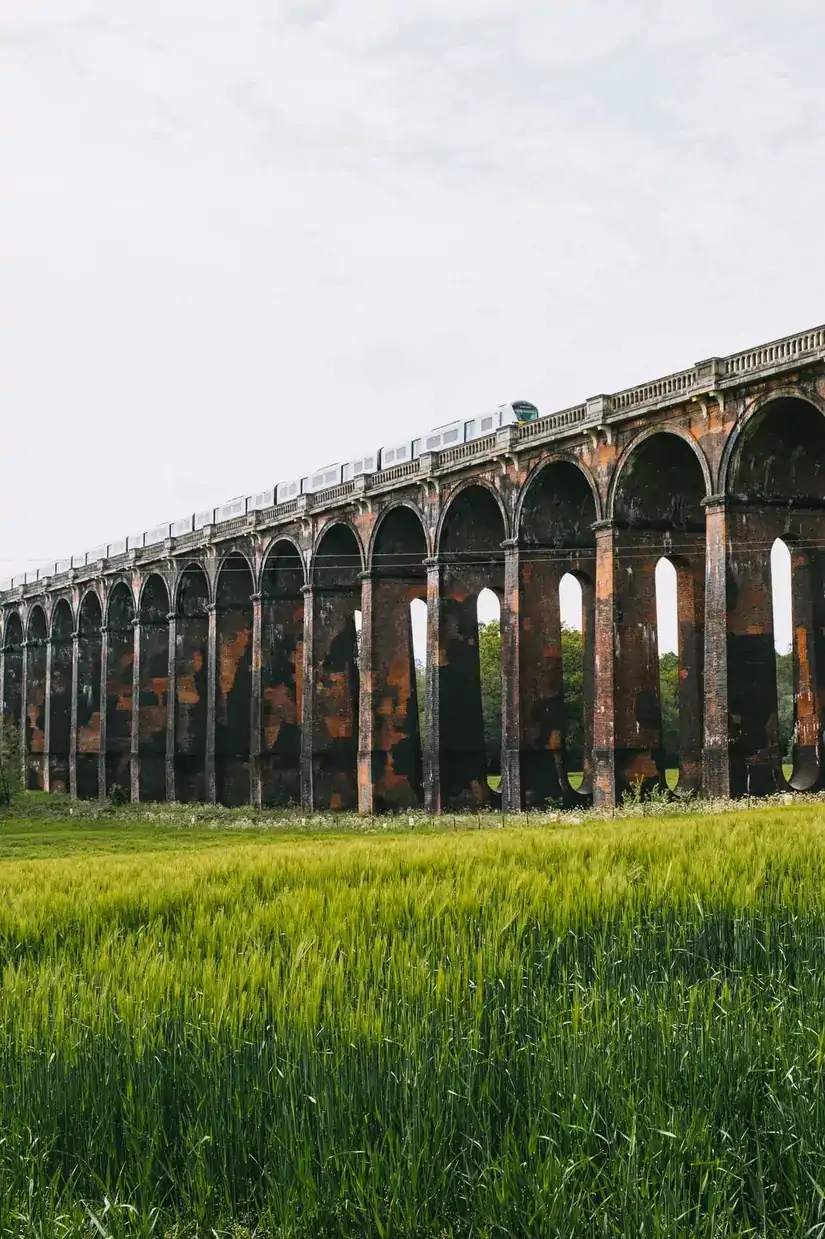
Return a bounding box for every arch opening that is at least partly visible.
[1,613,23,796]
[138,575,170,802]
[654,558,680,791]
[215,553,254,806]
[2,612,23,732]
[477,588,502,791]
[726,397,825,796]
[260,541,305,807]
[49,600,73,793]
[105,583,135,802]
[175,565,210,803]
[438,486,505,809]
[369,507,428,810]
[770,537,822,791]
[311,524,362,811]
[612,434,707,800]
[76,591,103,799]
[518,461,597,807]
[25,607,48,791]
[559,573,587,793]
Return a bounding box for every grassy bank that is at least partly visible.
[1,803,825,1235]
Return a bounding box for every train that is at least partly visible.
[11,402,541,583]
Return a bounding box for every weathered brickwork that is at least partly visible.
[5,324,825,809]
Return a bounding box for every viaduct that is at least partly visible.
[3,322,825,812]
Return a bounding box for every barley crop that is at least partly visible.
[1,805,825,1236]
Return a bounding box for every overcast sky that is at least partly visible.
[3,1,823,651]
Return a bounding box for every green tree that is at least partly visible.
[0,720,22,805]
[776,649,794,760]
[479,620,502,773]
[659,651,679,764]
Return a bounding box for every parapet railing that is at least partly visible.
[4,320,825,595]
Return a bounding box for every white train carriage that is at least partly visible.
[302,462,344,494]
[342,450,379,482]
[378,439,414,469]
[276,478,302,504]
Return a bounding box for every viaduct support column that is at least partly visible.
[726,503,782,796]
[129,616,141,803]
[19,639,29,789]
[205,602,217,804]
[249,592,263,809]
[500,540,521,812]
[702,497,730,798]
[592,521,617,808]
[788,540,825,790]
[423,558,441,814]
[43,636,53,793]
[69,626,79,799]
[165,611,177,802]
[299,584,315,811]
[356,572,375,815]
[97,625,109,799]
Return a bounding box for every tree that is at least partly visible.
[0,720,22,805]
[659,651,679,765]
[478,620,502,773]
[776,649,794,760]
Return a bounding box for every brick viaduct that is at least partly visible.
[3,322,825,811]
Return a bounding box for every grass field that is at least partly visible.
[2,799,825,1236]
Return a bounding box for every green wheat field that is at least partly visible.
[2,798,825,1237]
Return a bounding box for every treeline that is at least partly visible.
[417,623,796,772]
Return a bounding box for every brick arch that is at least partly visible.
[214,546,256,594]
[311,517,366,576]
[102,577,137,625]
[137,571,172,617]
[2,608,23,646]
[171,560,212,613]
[50,597,73,640]
[515,453,602,534]
[259,537,306,808]
[26,603,47,642]
[77,587,103,632]
[722,387,825,502]
[261,535,307,585]
[76,589,103,799]
[435,477,510,554]
[172,562,211,803]
[366,500,431,568]
[608,427,712,524]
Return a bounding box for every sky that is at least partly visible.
[3,1,823,653]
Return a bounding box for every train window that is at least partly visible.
[481,416,494,432]
[425,433,441,451]
[397,445,408,461]
[444,428,460,444]
[383,449,395,465]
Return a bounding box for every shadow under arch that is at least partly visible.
[309,522,362,811]
[724,395,825,796]
[260,539,306,807]
[611,432,707,801]
[436,484,507,809]
[76,589,103,799]
[104,581,135,801]
[368,502,429,811]
[49,599,73,793]
[2,611,23,735]
[517,459,598,808]
[174,563,210,803]
[215,551,254,806]
[25,606,48,790]
[136,573,170,802]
